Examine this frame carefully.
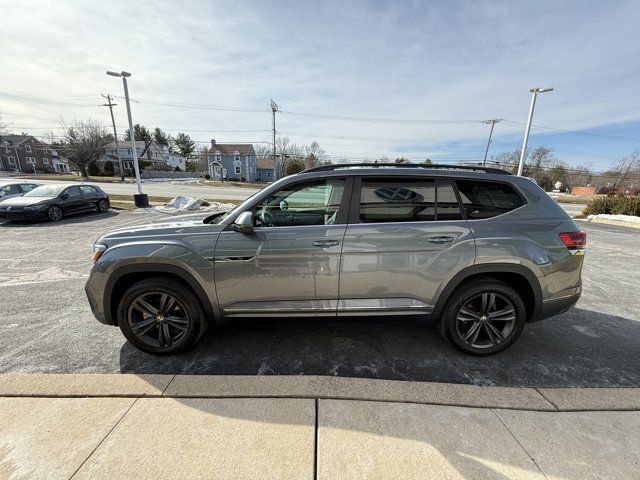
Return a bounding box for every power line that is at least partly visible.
[503,119,640,143]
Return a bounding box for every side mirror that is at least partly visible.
[234,211,254,233]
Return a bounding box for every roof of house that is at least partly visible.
[1,135,33,146]
[208,143,255,156]
[257,157,276,169]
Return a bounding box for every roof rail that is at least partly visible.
[302,163,513,175]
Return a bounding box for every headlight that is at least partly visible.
[92,243,108,263]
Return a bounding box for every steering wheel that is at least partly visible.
[257,209,276,227]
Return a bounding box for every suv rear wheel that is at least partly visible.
[439,279,526,355]
[117,278,207,354]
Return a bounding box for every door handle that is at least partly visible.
[313,239,340,247]
[427,236,455,244]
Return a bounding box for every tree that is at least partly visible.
[0,114,9,134]
[304,141,327,168]
[394,157,409,164]
[612,149,640,190]
[123,124,150,142]
[423,158,433,165]
[174,132,196,160]
[153,127,173,150]
[187,145,209,174]
[284,158,305,176]
[54,119,111,177]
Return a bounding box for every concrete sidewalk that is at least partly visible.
[1,375,639,479]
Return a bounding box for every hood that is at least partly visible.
[0,196,54,207]
[98,218,224,243]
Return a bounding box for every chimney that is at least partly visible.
[211,138,216,148]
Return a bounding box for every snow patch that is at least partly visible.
[155,196,236,213]
[587,214,640,224]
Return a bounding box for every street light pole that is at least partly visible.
[517,88,553,176]
[482,119,501,166]
[270,99,278,178]
[106,70,148,207]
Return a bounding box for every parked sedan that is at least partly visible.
[0,181,41,203]
[0,184,110,221]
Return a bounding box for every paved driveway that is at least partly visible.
[0,209,638,387]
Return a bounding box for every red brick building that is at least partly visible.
[0,135,70,174]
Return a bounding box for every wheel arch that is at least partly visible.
[104,263,216,326]
[431,264,543,322]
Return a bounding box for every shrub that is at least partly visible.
[582,196,640,217]
[204,174,211,180]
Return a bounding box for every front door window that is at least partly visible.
[252,179,346,227]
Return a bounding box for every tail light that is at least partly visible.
[559,231,586,254]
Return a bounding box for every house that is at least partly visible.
[0,135,70,174]
[206,139,257,182]
[256,157,282,182]
[101,139,186,175]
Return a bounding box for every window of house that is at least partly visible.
[234,165,241,174]
[43,147,49,154]
[127,149,132,155]
[42,158,49,164]
[4,147,9,154]
[25,145,32,153]
[358,178,464,223]
[8,156,16,165]
[267,172,271,178]
[26,157,36,164]
[455,180,526,219]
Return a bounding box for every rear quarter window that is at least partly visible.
[455,180,525,219]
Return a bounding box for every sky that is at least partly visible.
[2,0,640,172]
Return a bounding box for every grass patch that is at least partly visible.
[555,194,602,204]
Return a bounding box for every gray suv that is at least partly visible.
[85,164,585,355]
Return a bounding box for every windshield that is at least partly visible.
[23,185,66,198]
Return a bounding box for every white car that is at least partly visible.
[0,181,41,203]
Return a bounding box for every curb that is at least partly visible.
[1,374,639,412]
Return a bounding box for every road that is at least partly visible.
[28,178,262,201]
[0,208,638,386]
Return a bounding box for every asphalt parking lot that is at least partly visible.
[0,209,638,387]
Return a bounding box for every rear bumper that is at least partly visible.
[537,293,581,321]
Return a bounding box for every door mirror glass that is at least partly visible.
[234,211,254,233]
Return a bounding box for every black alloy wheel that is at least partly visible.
[117,278,207,354]
[47,206,63,221]
[439,279,526,355]
[98,199,110,212]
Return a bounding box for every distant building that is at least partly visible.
[101,139,186,175]
[256,156,281,182]
[206,139,257,181]
[0,135,70,174]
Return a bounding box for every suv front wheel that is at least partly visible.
[117,278,207,354]
[439,279,526,355]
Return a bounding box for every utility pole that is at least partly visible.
[482,119,501,166]
[101,94,125,181]
[270,99,279,178]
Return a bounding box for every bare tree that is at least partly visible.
[0,114,10,135]
[612,149,640,190]
[52,119,111,177]
[304,141,328,168]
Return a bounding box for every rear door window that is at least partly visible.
[455,180,525,219]
[357,178,463,223]
[80,185,98,195]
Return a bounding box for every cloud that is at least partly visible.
[1,0,639,169]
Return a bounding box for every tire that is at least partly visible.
[46,205,63,222]
[438,279,526,356]
[97,199,110,213]
[117,277,208,355]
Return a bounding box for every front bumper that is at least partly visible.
[85,269,113,325]
[0,208,47,220]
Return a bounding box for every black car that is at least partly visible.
[0,184,110,221]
